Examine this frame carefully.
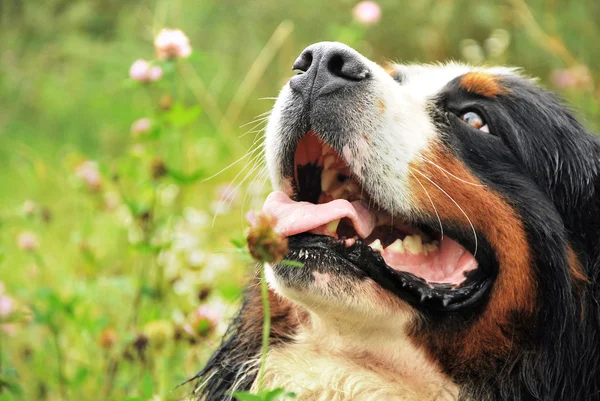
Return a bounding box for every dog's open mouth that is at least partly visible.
[262,132,495,310]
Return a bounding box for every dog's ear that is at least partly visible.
[192,276,303,400]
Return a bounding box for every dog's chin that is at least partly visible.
[266,249,410,325]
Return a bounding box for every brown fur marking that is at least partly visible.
[408,145,536,368]
[460,72,507,98]
[241,276,308,345]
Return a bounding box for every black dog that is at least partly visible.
[195,42,600,401]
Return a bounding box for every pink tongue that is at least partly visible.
[255,191,478,285]
[260,191,376,238]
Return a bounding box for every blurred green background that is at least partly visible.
[0,0,599,400]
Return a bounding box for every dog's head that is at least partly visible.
[196,42,600,400]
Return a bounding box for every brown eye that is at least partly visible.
[460,111,489,133]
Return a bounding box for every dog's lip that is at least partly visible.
[281,234,494,311]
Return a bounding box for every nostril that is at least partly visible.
[292,50,313,73]
[327,54,344,78]
[326,51,370,81]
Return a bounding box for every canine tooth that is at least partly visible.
[387,239,405,253]
[403,235,423,254]
[321,169,338,192]
[321,145,330,156]
[327,219,340,234]
[369,239,383,253]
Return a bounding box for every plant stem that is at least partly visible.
[51,325,69,401]
[257,264,271,390]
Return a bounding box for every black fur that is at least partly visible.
[432,75,600,400]
[194,72,600,401]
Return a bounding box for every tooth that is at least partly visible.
[321,169,338,192]
[327,219,340,234]
[425,243,438,254]
[403,235,423,254]
[323,155,336,169]
[321,145,330,156]
[369,239,383,253]
[387,239,405,253]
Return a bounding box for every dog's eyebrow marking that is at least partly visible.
[460,72,507,98]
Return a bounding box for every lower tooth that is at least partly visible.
[369,239,383,253]
[327,219,340,234]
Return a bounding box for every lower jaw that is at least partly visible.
[274,234,495,312]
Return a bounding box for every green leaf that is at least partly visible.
[230,237,247,249]
[232,392,264,401]
[233,389,296,401]
[268,389,296,400]
[279,259,304,268]
[140,371,155,399]
[164,103,202,127]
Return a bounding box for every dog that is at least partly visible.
[194,42,600,400]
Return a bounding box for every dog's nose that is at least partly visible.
[290,42,370,97]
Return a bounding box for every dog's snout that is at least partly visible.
[290,42,370,98]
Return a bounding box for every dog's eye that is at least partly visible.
[460,111,489,133]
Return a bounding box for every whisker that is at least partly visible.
[409,170,444,241]
[238,110,271,128]
[239,124,267,139]
[200,152,254,183]
[241,167,269,223]
[418,155,485,187]
[413,168,478,256]
[212,153,266,226]
[210,147,265,223]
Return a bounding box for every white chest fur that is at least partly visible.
[255,318,458,401]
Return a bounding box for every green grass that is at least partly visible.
[1,0,599,400]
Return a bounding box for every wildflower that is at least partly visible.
[216,184,238,204]
[143,320,174,350]
[98,328,118,349]
[0,295,14,318]
[157,184,179,206]
[185,305,221,337]
[23,200,36,216]
[131,144,146,157]
[75,160,102,191]
[353,1,381,25]
[550,65,592,90]
[154,29,192,60]
[129,59,163,83]
[184,207,210,228]
[246,214,288,263]
[131,118,151,137]
[17,232,39,251]
[187,249,206,267]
